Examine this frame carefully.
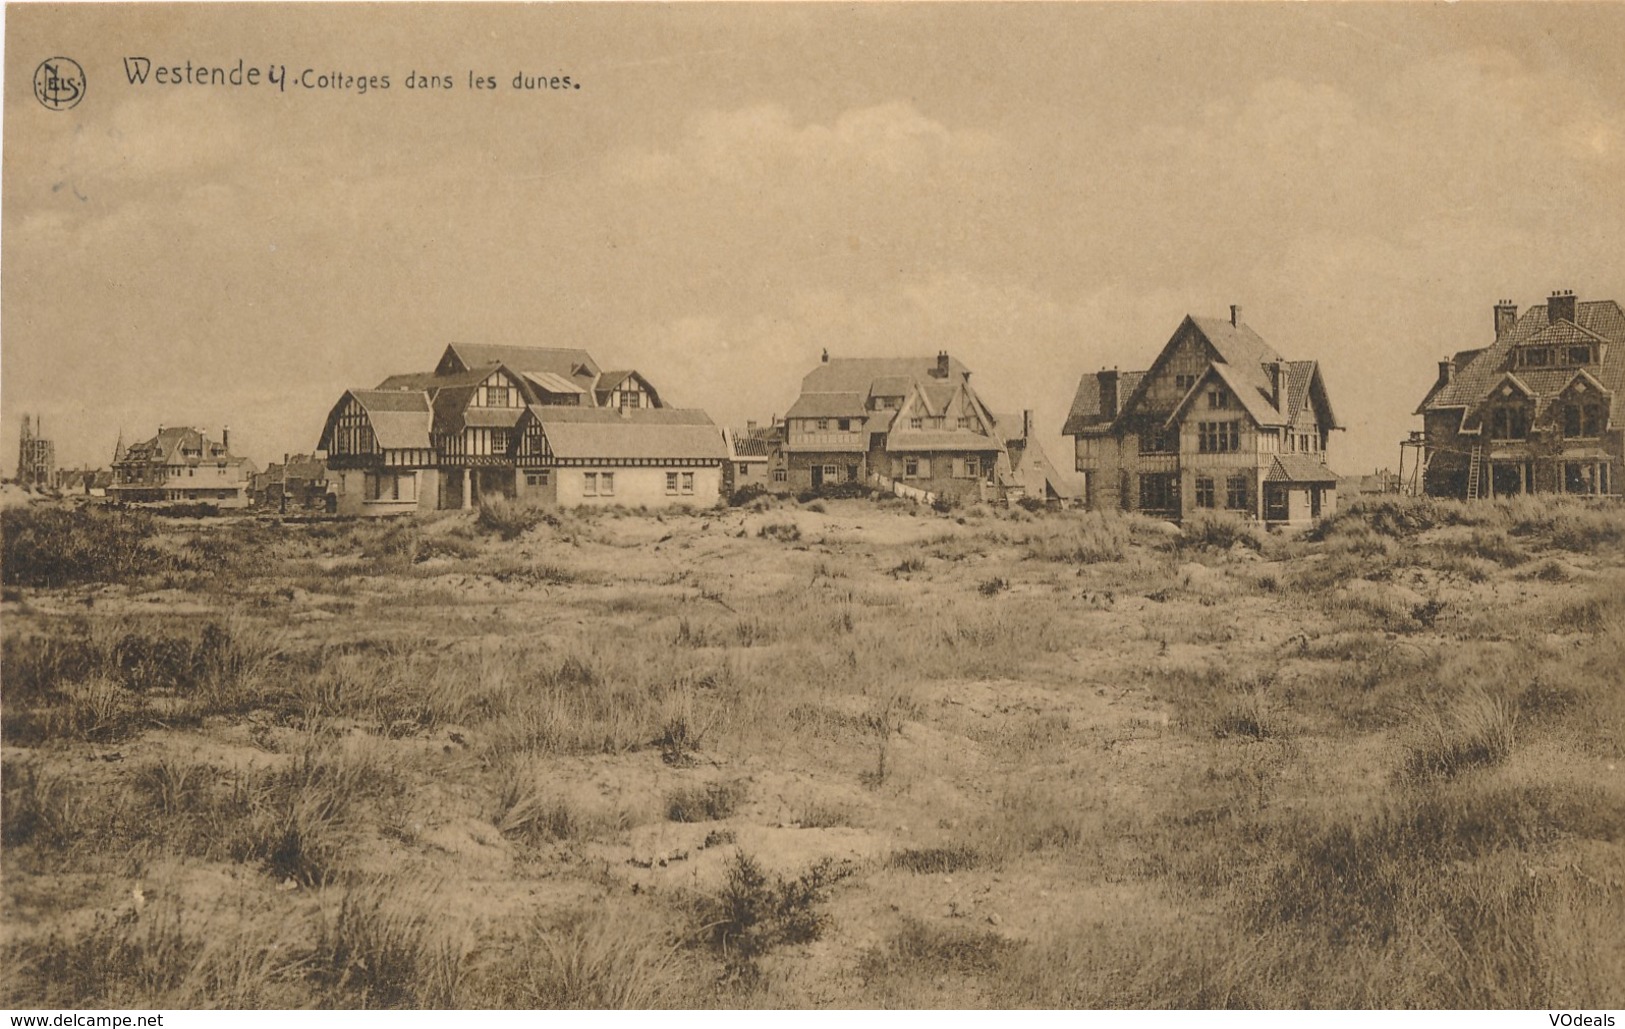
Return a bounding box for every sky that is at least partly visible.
[4,3,1624,478]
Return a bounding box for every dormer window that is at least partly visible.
[1517,347,1552,368]
[486,385,510,408]
[909,417,923,429]
[1567,345,1594,366]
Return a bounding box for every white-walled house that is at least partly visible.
[317,343,726,515]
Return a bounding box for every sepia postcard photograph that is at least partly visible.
[2,1,1623,1014]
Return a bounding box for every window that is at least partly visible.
[1139,427,1176,454]
[736,463,749,477]
[583,472,598,496]
[822,464,838,479]
[904,457,919,477]
[525,471,550,487]
[1207,389,1229,410]
[1567,345,1593,365]
[620,391,641,410]
[1226,474,1249,511]
[845,465,859,482]
[1175,374,1197,392]
[486,385,510,407]
[1564,462,1610,495]
[838,419,851,431]
[958,416,973,429]
[600,472,615,496]
[1194,476,1215,509]
[1139,473,1179,512]
[1489,405,1530,440]
[773,469,787,483]
[1563,402,1605,439]
[910,417,923,429]
[964,458,979,479]
[681,472,695,495]
[491,432,509,455]
[666,472,679,495]
[817,419,830,431]
[1198,422,1240,453]
[1518,347,1552,368]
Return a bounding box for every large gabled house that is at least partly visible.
[317,343,726,515]
[781,351,1015,504]
[1416,291,1623,499]
[1064,307,1340,526]
[110,426,255,508]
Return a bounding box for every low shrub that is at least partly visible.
[476,499,551,541]
[665,780,748,823]
[1,506,169,587]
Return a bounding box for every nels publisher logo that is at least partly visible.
[34,56,86,111]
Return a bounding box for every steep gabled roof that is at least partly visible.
[885,430,1005,453]
[347,390,433,450]
[785,394,870,419]
[800,355,970,394]
[1164,362,1285,429]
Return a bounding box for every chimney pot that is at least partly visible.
[1438,358,1455,389]
[1548,290,1578,325]
[934,351,950,378]
[1494,298,1519,338]
[821,348,829,363]
[1230,304,1243,328]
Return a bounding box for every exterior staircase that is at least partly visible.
[1465,442,1483,500]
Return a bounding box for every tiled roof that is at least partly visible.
[1267,454,1339,484]
[1421,301,1625,425]
[800,355,970,394]
[461,408,525,429]
[445,344,599,384]
[377,366,493,391]
[728,431,774,458]
[1167,362,1286,429]
[785,394,871,419]
[529,406,726,461]
[119,427,237,467]
[1062,370,1146,436]
[350,390,433,450]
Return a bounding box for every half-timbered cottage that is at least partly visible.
[1064,308,1341,526]
[317,344,725,514]
[782,351,1015,504]
[110,426,255,508]
[1416,291,1623,499]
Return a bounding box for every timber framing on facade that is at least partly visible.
[316,344,727,515]
[779,351,1067,505]
[1416,291,1623,500]
[1065,307,1341,526]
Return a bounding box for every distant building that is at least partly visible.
[1065,307,1341,526]
[317,343,727,515]
[16,414,56,490]
[997,411,1078,508]
[253,454,332,512]
[723,422,780,496]
[1416,291,1622,499]
[110,426,254,507]
[782,350,1019,505]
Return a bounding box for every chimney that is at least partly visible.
[1548,289,1577,325]
[1099,368,1120,420]
[222,425,230,451]
[1230,304,1243,328]
[1022,409,1033,440]
[821,348,829,364]
[934,351,950,378]
[1494,298,1518,338]
[1268,361,1283,410]
[1437,358,1455,389]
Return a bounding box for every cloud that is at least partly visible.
[610,100,996,186]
